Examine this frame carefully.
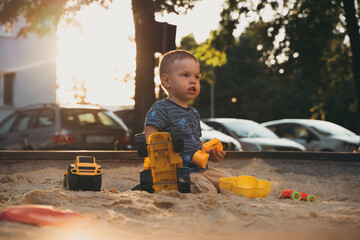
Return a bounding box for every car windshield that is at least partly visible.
[61,109,127,129]
[222,120,279,138]
[307,121,356,136]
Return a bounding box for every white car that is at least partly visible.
[200,121,242,151]
[262,119,360,152]
[202,118,305,151]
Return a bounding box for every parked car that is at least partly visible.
[113,107,135,148]
[113,107,134,133]
[113,108,242,151]
[0,103,131,150]
[261,119,360,152]
[200,121,242,151]
[202,118,305,151]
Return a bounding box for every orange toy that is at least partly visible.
[0,205,92,228]
[281,190,317,203]
[193,138,223,168]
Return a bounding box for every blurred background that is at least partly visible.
[0,0,359,151]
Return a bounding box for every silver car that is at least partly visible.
[262,119,360,152]
[202,118,305,151]
[200,121,242,151]
[0,103,131,150]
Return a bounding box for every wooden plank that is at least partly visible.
[0,150,359,162]
[0,150,142,161]
[225,151,360,161]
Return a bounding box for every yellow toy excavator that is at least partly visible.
[135,129,190,193]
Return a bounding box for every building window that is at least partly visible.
[0,72,15,106]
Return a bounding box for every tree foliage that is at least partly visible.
[212,0,360,132]
[0,0,109,36]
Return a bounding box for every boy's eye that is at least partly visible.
[195,75,200,80]
[182,73,189,78]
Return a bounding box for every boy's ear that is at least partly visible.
[160,73,170,88]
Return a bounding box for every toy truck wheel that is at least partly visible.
[140,170,154,193]
[92,175,102,191]
[63,173,67,188]
[177,168,191,193]
[306,195,316,203]
[290,191,301,201]
[171,128,184,153]
[67,168,78,191]
[135,133,148,158]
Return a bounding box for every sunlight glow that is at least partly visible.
[56,1,135,107]
[155,0,225,44]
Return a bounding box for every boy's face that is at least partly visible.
[161,58,201,108]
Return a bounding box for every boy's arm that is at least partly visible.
[144,125,160,143]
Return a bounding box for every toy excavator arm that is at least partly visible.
[193,138,223,169]
[201,138,223,152]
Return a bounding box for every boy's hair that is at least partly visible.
[159,49,199,76]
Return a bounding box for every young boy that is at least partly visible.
[144,49,232,194]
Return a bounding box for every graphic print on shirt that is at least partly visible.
[179,118,186,129]
[150,111,156,118]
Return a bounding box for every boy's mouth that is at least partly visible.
[188,86,197,93]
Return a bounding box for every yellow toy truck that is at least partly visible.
[63,156,102,191]
[135,129,190,193]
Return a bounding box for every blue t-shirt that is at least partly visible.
[145,99,203,171]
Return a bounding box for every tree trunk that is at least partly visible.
[342,0,360,133]
[132,0,157,135]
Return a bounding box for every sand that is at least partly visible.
[0,158,359,240]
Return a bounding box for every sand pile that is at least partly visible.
[0,158,359,240]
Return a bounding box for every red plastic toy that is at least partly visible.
[280,190,317,203]
[0,205,92,228]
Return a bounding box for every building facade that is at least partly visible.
[0,18,57,122]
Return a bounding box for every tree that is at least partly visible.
[213,0,360,132]
[131,0,198,135]
[0,0,198,135]
[342,0,360,131]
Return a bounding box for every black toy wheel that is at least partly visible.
[140,169,154,193]
[92,175,102,191]
[63,173,67,188]
[177,167,191,193]
[171,128,184,153]
[67,168,78,191]
[135,133,148,158]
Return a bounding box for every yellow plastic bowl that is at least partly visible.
[219,175,271,198]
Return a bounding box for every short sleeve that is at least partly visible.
[145,102,168,131]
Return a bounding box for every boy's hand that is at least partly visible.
[209,149,226,163]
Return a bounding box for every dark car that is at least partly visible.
[0,103,131,150]
[202,118,305,151]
